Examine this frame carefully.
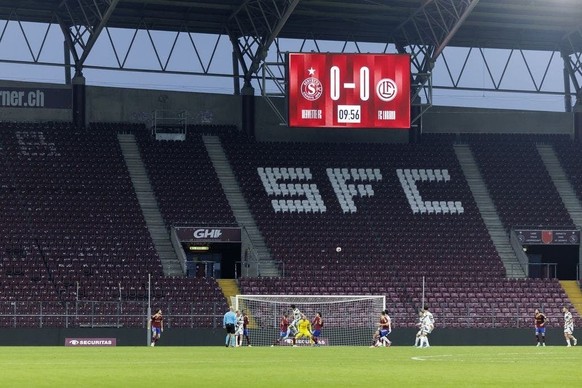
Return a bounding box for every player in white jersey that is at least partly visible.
[418,306,434,348]
[235,310,244,347]
[414,309,424,347]
[284,304,302,339]
[562,306,578,347]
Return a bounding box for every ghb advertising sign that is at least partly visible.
[174,226,242,243]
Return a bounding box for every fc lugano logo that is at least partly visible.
[300,77,323,101]
[376,78,398,102]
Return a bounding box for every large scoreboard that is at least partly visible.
[287,53,411,129]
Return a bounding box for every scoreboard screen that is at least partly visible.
[287,53,411,129]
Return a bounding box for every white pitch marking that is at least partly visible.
[411,354,453,361]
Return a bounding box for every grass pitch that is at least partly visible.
[2,346,581,387]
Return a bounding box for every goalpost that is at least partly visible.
[233,295,385,346]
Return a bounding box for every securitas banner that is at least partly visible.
[281,337,329,346]
[65,338,117,347]
[0,87,71,109]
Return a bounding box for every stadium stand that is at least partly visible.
[467,134,574,230]
[553,142,582,204]
[134,128,236,227]
[0,123,226,328]
[0,124,578,329]
[219,132,576,328]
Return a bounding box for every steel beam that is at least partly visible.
[389,0,480,113]
[227,0,300,87]
[561,28,582,106]
[57,0,120,75]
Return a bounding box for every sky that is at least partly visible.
[0,21,573,113]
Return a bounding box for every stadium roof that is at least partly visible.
[3,0,582,53]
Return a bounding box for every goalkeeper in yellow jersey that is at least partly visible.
[292,314,312,347]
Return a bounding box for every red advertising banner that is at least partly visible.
[288,53,410,129]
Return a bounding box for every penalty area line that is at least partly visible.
[411,354,453,361]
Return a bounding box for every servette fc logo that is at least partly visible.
[300,67,323,101]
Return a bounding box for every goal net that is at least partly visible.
[233,295,385,346]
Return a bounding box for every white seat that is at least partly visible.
[295,183,304,195]
[425,202,434,214]
[374,168,382,180]
[271,199,281,213]
[427,169,435,181]
[440,201,449,214]
[442,169,450,181]
[280,201,289,213]
[411,169,420,181]
[297,168,305,180]
[358,184,367,197]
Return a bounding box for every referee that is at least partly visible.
[223,306,237,347]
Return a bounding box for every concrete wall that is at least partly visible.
[86,86,242,127]
[0,80,575,141]
[254,96,410,143]
[423,106,574,136]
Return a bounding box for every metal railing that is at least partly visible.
[509,229,529,275]
[235,260,285,278]
[1,301,578,329]
[528,263,558,279]
[0,301,224,329]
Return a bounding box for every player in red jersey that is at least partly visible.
[242,311,251,347]
[534,309,547,347]
[149,309,163,347]
[272,313,290,346]
[370,310,391,348]
[311,312,323,346]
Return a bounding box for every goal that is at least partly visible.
[232,295,385,346]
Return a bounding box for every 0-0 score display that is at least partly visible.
[288,53,411,129]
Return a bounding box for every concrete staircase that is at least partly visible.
[118,134,183,276]
[203,135,279,277]
[536,144,582,227]
[217,278,241,306]
[218,279,259,329]
[560,281,582,314]
[454,144,526,278]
